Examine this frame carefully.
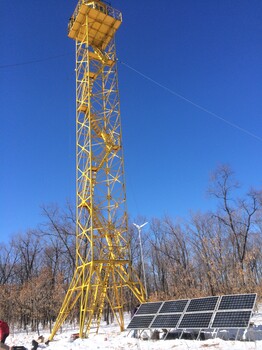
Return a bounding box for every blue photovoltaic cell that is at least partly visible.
[212,311,252,328]
[159,300,188,314]
[186,297,219,312]
[127,315,155,329]
[178,312,213,329]
[136,302,162,315]
[218,294,256,310]
[151,314,182,328]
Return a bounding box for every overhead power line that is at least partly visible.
[1,53,260,143]
[0,53,70,69]
[119,60,262,143]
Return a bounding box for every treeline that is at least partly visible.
[0,165,261,331]
[141,166,262,299]
[0,203,76,333]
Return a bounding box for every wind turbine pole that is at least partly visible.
[133,222,148,300]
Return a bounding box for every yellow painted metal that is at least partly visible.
[49,0,145,340]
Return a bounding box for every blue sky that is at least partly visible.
[1,0,261,242]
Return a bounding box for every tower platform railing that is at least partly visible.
[68,0,122,35]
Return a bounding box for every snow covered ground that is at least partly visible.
[6,304,262,350]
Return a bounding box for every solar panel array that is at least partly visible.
[127,293,256,331]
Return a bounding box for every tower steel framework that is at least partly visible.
[49,0,145,340]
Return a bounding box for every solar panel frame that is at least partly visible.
[159,299,189,314]
[218,293,257,311]
[178,312,213,329]
[150,313,182,329]
[211,310,253,329]
[186,296,220,312]
[135,302,163,315]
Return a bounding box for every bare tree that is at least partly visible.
[149,217,193,298]
[12,231,42,284]
[0,242,18,284]
[189,212,232,295]
[40,202,76,282]
[208,165,262,287]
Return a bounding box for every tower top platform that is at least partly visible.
[68,0,122,49]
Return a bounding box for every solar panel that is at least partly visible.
[136,302,163,315]
[127,315,155,329]
[212,311,252,328]
[186,296,219,312]
[150,314,182,329]
[178,312,213,329]
[218,294,256,310]
[159,300,188,314]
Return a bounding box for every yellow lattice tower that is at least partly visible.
[49,0,146,340]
